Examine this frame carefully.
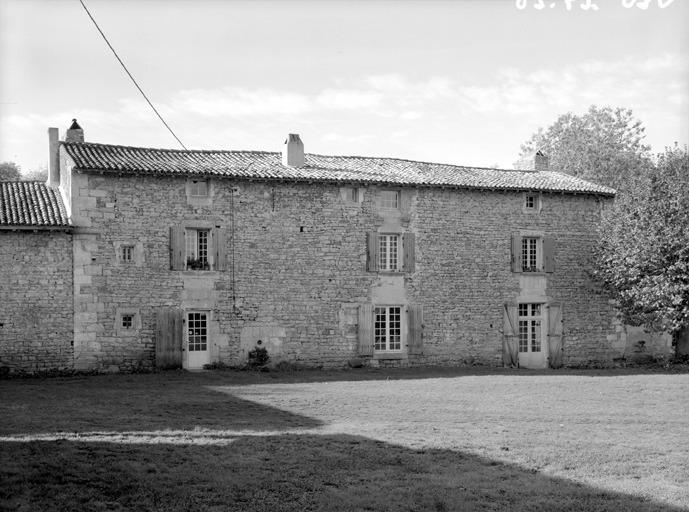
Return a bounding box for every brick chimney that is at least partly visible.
[513,150,548,172]
[65,119,84,143]
[282,134,304,167]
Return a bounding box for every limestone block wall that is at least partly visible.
[69,171,618,370]
[0,230,73,372]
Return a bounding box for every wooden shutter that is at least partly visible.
[366,233,379,272]
[544,237,555,273]
[213,227,228,271]
[511,235,522,273]
[503,303,519,366]
[407,304,423,355]
[155,307,183,368]
[548,303,563,368]
[170,227,185,270]
[358,305,374,356]
[403,233,416,273]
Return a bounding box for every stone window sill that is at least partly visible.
[373,352,407,360]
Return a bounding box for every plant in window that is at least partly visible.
[186,257,210,270]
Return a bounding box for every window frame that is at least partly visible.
[185,228,211,271]
[378,234,401,272]
[518,303,543,354]
[522,192,542,214]
[521,236,542,273]
[374,305,403,352]
[380,190,400,210]
[121,245,134,263]
[189,179,208,198]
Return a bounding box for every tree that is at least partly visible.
[519,105,653,191]
[0,161,22,181]
[22,164,49,182]
[594,143,689,355]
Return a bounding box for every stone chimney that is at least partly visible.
[65,119,84,143]
[48,127,60,187]
[282,134,304,167]
[513,150,548,172]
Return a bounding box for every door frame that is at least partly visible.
[185,309,211,369]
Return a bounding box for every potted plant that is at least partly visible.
[186,257,210,270]
[248,344,269,366]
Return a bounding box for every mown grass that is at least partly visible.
[1,367,687,511]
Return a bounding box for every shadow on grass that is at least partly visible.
[0,433,683,512]
[0,379,323,436]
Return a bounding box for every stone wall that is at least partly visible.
[0,230,73,372]
[63,171,623,370]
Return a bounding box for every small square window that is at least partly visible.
[381,191,399,209]
[345,187,358,202]
[190,179,208,197]
[121,315,133,329]
[121,245,134,263]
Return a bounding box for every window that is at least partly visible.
[170,227,227,271]
[522,237,541,272]
[121,315,133,329]
[374,306,402,351]
[523,192,542,213]
[345,187,358,202]
[189,179,208,197]
[367,232,415,272]
[381,190,399,209]
[525,195,536,210]
[187,312,208,352]
[121,245,134,263]
[186,229,210,270]
[379,234,399,271]
[511,235,554,273]
[518,304,542,353]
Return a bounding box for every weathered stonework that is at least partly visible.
[55,170,626,371]
[0,230,74,372]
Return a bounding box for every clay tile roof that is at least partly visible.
[61,141,616,196]
[0,181,71,227]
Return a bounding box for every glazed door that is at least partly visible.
[518,304,547,369]
[187,311,210,369]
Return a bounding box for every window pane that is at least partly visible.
[531,320,541,352]
[389,307,401,350]
[374,307,386,351]
[188,312,207,351]
[186,230,197,260]
[198,230,209,264]
[389,236,398,270]
[519,320,528,352]
[379,236,388,271]
[191,180,207,197]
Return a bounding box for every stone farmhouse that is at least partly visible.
[4,119,658,374]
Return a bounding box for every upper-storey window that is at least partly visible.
[170,226,227,271]
[523,192,542,213]
[367,232,415,273]
[511,234,554,273]
[189,179,208,197]
[345,187,358,203]
[381,190,399,209]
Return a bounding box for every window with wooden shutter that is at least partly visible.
[547,303,563,368]
[511,235,522,273]
[544,237,555,273]
[366,233,379,272]
[358,305,374,356]
[403,233,416,273]
[408,304,423,355]
[213,227,228,271]
[170,227,185,270]
[503,303,519,366]
[155,307,183,367]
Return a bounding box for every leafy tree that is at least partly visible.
[0,161,22,181]
[519,105,652,191]
[594,143,689,354]
[22,164,49,182]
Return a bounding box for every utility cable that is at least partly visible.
[78,0,188,150]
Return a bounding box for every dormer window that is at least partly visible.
[190,179,208,197]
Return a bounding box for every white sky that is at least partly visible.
[1,0,687,174]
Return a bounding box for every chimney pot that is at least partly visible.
[513,150,548,172]
[282,133,304,167]
[65,119,84,143]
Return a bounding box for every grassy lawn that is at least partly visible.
[1,367,687,511]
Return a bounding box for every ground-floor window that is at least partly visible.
[374,306,401,351]
[187,312,208,352]
[518,303,542,353]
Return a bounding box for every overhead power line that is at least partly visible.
[78,0,188,150]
